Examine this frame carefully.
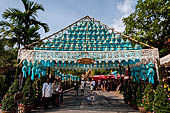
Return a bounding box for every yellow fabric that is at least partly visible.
[164,83,168,88]
[168,87,170,91]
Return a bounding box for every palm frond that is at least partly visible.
[30,19,49,32]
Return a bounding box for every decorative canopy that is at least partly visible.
[17,16,159,69]
[160,54,170,66]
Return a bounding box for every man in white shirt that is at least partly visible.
[80,80,85,96]
[42,78,52,110]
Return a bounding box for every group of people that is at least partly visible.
[42,79,63,110]
[74,79,97,96]
[74,80,86,96]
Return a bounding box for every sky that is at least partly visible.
[0,0,137,39]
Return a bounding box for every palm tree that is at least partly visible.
[0,0,49,48]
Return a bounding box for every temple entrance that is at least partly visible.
[17,16,159,113]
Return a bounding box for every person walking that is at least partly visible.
[80,80,85,96]
[42,78,52,111]
[58,81,63,105]
[52,79,59,107]
[74,79,79,96]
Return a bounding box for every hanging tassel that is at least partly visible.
[28,62,32,75]
[31,66,36,80]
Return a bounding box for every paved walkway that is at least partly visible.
[32,87,139,113]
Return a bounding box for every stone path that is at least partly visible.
[32,86,139,113]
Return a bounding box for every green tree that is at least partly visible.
[154,84,170,113]
[1,80,19,112]
[22,77,33,105]
[143,83,154,112]
[123,0,170,57]
[0,0,49,48]
[0,39,18,67]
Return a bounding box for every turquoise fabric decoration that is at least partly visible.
[22,60,28,78]
[114,71,118,79]
[140,65,147,81]
[114,60,118,67]
[61,61,63,67]
[147,62,155,84]
[57,61,60,67]
[38,67,41,78]
[128,59,134,64]
[134,67,140,83]
[50,60,55,67]
[31,63,37,80]
[108,61,113,67]
[46,60,50,67]
[35,64,39,75]
[64,61,67,67]
[28,61,32,76]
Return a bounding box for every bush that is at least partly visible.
[22,77,33,105]
[0,75,5,100]
[1,80,19,112]
[143,83,154,112]
[153,84,170,113]
[136,82,144,107]
[131,82,137,105]
[32,78,42,106]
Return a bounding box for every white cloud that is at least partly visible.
[112,0,136,32]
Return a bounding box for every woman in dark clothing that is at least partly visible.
[74,80,79,96]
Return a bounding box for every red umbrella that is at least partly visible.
[100,75,107,79]
[93,75,100,81]
[108,74,115,79]
[117,74,124,78]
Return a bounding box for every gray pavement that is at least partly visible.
[32,87,139,113]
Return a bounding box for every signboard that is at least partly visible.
[77,58,95,64]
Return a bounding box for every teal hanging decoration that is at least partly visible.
[35,64,39,75]
[131,71,135,82]
[114,71,118,79]
[22,60,28,78]
[140,64,147,81]
[28,61,32,76]
[46,60,50,67]
[38,68,41,78]
[114,60,118,67]
[57,61,60,67]
[147,62,155,84]
[42,66,46,76]
[61,62,63,67]
[64,61,67,67]
[128,59,134,65]
[100,62,102,68]
[108,61,113,67]
[50,60,55,67]
[31,63,37,80]
[134,67,140,83]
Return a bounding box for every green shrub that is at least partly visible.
[131,82,137,105]
[153,84,170,113]
[1,80,19,112]
[22,77,33,105]
[136,82,143,107]
[143,83,154,112]
[32,78,42,105]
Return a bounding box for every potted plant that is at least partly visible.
[1,80,19,113]
[32,78,42,109]
[19,77,34,113]
[136,82,145,112]
[153,83,170,113]
[143,83,154,112]
[131,82,138,110]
